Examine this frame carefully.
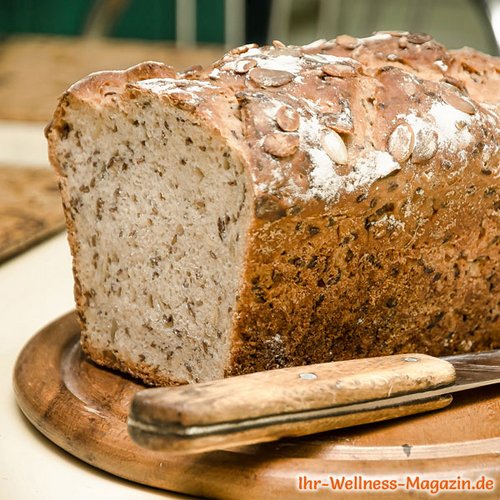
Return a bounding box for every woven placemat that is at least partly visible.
[0,165,65,262]
[0,35,224,123]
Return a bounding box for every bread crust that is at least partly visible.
[47,33,500,385]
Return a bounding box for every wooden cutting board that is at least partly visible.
[13,312,500,499]
[0,165,65,262]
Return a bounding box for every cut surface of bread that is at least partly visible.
[51,89,251,384]
[47,32,500,385]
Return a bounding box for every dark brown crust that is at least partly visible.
[47,35,500,385]
[228,160,499,375]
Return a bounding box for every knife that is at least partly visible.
[127,350,499,454]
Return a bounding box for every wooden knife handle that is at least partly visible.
[128,353,455,454]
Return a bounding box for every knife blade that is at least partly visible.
[128,350,499,454]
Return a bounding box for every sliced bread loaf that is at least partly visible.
[47,33,500,385]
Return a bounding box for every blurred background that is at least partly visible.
[0,0,499,262]
[1,0,499,51]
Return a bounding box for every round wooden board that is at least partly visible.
[14,312,500,499]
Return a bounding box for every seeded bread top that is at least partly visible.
[49,32,500,221]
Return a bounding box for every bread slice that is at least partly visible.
[47,33,500,385]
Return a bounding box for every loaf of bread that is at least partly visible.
[47,32,499,385]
